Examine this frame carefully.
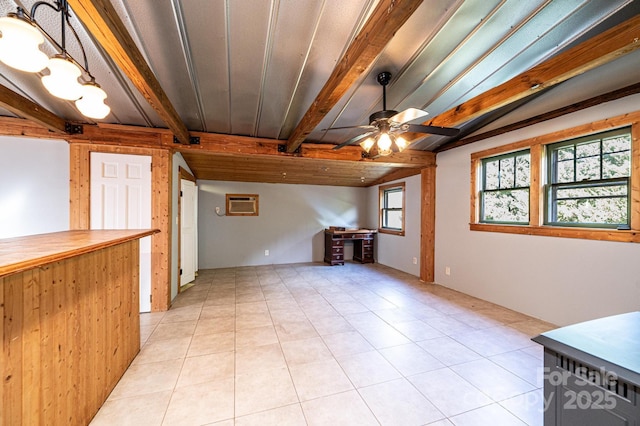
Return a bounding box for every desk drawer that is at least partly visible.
[332,247,343,255]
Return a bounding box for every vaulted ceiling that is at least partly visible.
[0,0,639,186]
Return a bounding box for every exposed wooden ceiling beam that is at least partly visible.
[285,0,424,153]
[0,84,67,134]
[435,82,640,153]
[412,14,640,140]
[0,116,433,168]
[67,0,191,144]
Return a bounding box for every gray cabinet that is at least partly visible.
[533,312,640,425]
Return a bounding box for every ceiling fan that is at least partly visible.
[326,72,460,156]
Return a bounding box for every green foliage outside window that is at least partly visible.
[547,127,631,227]
[481,150,530,223]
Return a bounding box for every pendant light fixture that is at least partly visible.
[0,12,48,72]
[0,1,110,119]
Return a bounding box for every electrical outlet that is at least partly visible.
[264,249,269,256]
[445,266,451,276]
[412,257,417,265]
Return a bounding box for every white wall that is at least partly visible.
[0,136,69,238]
[367,174,422,276]
[171,153,194,300]
[435,94,640,326]
[198,180,368,268]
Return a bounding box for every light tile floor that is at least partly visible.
[90,262,556,426]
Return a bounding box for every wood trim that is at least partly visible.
[177,166,196,294]
[419,15,640,131]
[436,82,640,152]
[470,109,640,243]
[67,0,191,144]
[470,223,640,243]
[179,166,196,182]
[469,158,479,225]
[0,84,67,133]
[68,143,172,311]
[285,0,424,152]
[421,167,436,282]
[368,167,422,187]
[631,121,640,231]
[529,144,543,227]
[69,144,91,230]
[378,182,406,236]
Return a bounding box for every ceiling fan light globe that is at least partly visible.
[377,132,392,151]
[0,16,48,72]
[360,137,375,152]
[76,83,110,119]
[42,56,83,100]
[395,135,409,152]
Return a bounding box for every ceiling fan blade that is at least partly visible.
[406,123,460,137]
[322,125,376,131]
[332,130,378,150]
[389,107,429,124]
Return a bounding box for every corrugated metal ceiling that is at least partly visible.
[0,0,638,184]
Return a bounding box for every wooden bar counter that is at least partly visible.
[1,229,156,426]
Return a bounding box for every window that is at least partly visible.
[469,110,640,242]
[546,128,631,228]
[480,150,530,224]
[379,182,405,235]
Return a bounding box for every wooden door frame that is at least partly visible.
[69,143,173,311]
[177,166,196,293]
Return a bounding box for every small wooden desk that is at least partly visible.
[324,229,376,265]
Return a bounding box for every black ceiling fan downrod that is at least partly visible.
[370,71,397,123]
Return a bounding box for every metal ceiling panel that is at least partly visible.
[120,0,201,129]
[226,0,273,136]
[255,0,326,139]
[421,0,632,116]
[180,0,230,133]
[277,0,377,138]
[0,0,636,187]
[392,0,551,113]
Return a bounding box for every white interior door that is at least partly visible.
[90,152,152,312]
[180,180,197,286]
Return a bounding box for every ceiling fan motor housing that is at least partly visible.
[369,109,398,124]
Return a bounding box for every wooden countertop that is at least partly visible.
[0,229,158,278]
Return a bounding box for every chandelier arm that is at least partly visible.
[27,1,91,77]
[30,1,62,21]
[65,17,90,75]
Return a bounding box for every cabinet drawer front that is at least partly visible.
[334,254,343,261]
[332,239,344,246]
[332,247,343,254]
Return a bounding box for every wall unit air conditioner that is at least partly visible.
[226,194,259,216]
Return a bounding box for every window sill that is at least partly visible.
[378,228,405,236]
[470,223,640,243]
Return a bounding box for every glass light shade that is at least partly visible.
[376,132,393,156]
[76,83,110,119]
[395,135,409,152]
[359,137,375,153]
[0,16,48,72]
[377,132,392,150]
[42,56,83,100]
